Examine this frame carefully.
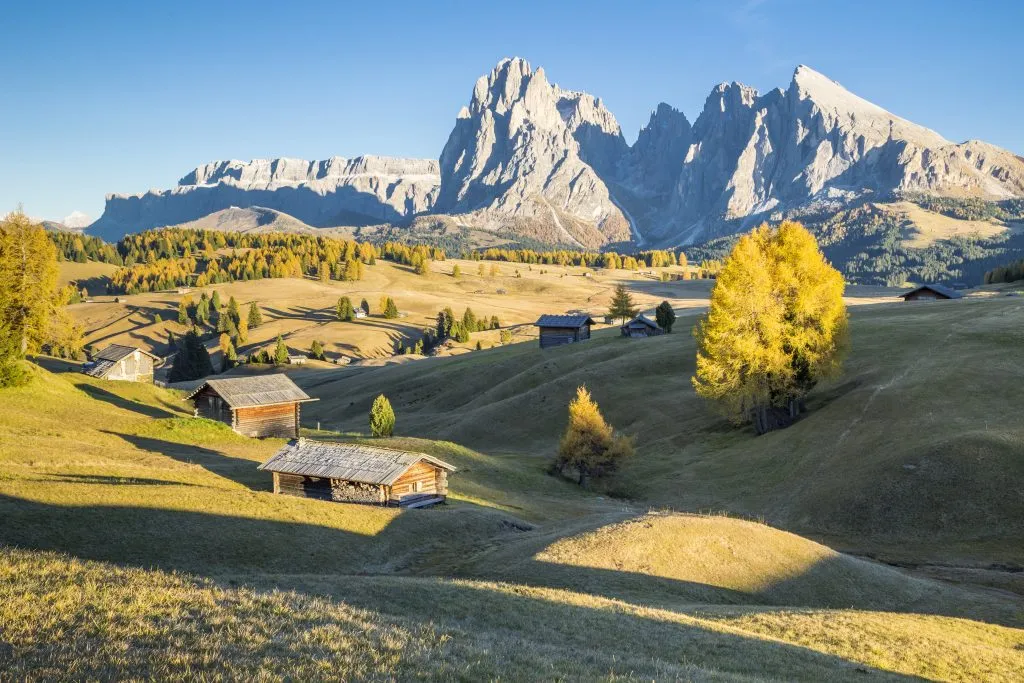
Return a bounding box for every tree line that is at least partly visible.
[86,229,448,294]
[472,247,686,269]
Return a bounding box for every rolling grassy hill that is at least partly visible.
[295,294,1024,568]
[1,351,1023,678]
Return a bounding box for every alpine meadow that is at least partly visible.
[3,2,1024,680]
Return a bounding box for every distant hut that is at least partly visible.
[287,355,307,365]
[899,284,963,302]
[83,344,160,382]
[185,374,317,438]
[258,438,456,508]
[533,314,596,349]
[621,314,664,338]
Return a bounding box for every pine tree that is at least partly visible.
[194,296,210,326]
[227,296,241,325]
[218,332,232,355]
[655,300,676,333]
[360,299,370,315]
[235,316,248,344]
[383,297,399,319]
[309,339,325,360]
[369,394,396,437]
[177,300,189,325]
[273,335,289,365]
[247,302,263,328]
[553,386,633,486]
[693,221,848,435]
[168,330,214,382]
[462,307,477,331]
[452,264,461,278]
[210,290,221,310]
[336,296,355,322]
[608,285,638,323]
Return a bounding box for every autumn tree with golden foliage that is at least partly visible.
[553,386,633,486]
[0,212,83,385]
[692,221,848,435]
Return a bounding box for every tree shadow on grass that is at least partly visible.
[39,474,202,487]
[77,384,176,419]
[0,494,924,681]
[101,432,266,491]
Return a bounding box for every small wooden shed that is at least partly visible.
[621,314,664,338]
[258,439,456,508]
[534,314,595,349]
[899,284,963,302]
[185,374,317,438]
[84,344,160,382]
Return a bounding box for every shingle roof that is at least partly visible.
[534,314,596,328]
[185,374,316,408]
[258,439,456,485]
[900,284,963,299]
[83,359,118,378]
[93,344,159,362]
[623,314,660,329]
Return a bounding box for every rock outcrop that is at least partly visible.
[434,58,631,248]
[90,156,439,241]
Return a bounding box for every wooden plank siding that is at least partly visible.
[234,403,300,439]
[539,325,591,349]
[388,460,447,505]
[105,351,155,382]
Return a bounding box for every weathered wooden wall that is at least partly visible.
[235,403,300,438]
[388,461,446,504]
[274,473,386,504]
[539,325,590,349]
[191,387,233,427]
[105,351,155,382]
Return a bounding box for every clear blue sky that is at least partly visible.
[3,0,1021,222]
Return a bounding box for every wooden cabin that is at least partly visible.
[185,374,317,438]
[899,284,963,302]
[258,439,456,508]
[83,344,160,382]
[534,314,595,349]
[621,314,664,338]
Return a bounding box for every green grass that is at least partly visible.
[2,296,1024,681]
[300,297,1024,566]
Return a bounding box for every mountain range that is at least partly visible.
[88,58,1024,249]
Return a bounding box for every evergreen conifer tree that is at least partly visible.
[247,302,262,328]
[168,330,214,382]
[608,285,638,323]
[655,300,676,333]
[369,394,395,437]
[273,335,289,365]
[336,296,355,322]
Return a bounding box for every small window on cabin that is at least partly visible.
[411,481,422,493]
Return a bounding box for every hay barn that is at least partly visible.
[83,344,160,382]
[258,439,456,508]
[899,284,963,301]
[621,314,664,338]
[534,314,595,349]
[185,374,316,438]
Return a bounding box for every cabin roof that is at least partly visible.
[534,314,596,328]
[623,314,660,329]
[93,343,160,362]
[258,439,456,485]
[899,283,963,300]
[185,374,316,408]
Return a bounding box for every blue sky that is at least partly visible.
[3,0,1021,222]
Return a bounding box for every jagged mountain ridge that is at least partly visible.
[90,155,439,242]
[89,58,1024,248]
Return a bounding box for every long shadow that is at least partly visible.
[0,494,922,680]
[38,474,201,487]
[102,432,265,491]
[77,384,175,419]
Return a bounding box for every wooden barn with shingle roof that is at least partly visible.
[533,314,596,349]
[258,439,456,507]
[185,374,317,438]
[83,344,160,382]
